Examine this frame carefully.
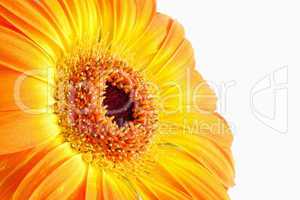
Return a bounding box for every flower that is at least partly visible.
[0,0,234,199]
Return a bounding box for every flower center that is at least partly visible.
[103,83,134,127]
[54,47,158,163]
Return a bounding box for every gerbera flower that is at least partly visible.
[0,0,234,199]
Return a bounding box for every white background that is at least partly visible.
[158,0,299,199]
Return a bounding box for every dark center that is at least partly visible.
[103,83,134,127]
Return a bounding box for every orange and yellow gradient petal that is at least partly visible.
[0,0,234,199]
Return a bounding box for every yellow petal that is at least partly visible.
[125,0,156,47]
[60,0,99,43]
[156,147,231,200]
[131,175,191,200]
[85,165,103,200]
[185,70,217,112]
[128,13,171,71]
[33,0,76,49]
[102,170,137,200]
[159,112,233,148]
[158,130,235,188]
[86,166,137,200]
[97,0,156,54]
[159,69,217,114]
[110,0,137,50]
[157,111,235,188]
[144,20,187,79]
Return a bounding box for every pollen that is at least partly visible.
[54,47,158,163]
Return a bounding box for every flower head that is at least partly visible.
[0,0,234,199]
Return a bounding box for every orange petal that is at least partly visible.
[0,26,54,83]
[13,143,76,199]
[0,67,53,112]
[0,13,23,35]
[0,149,32,180]
[0,111,59,155]
[68,183,87,200]
[0,139,58,199]
[28,154,86,200]
[31,0,76,50]
[0,1,63,60]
